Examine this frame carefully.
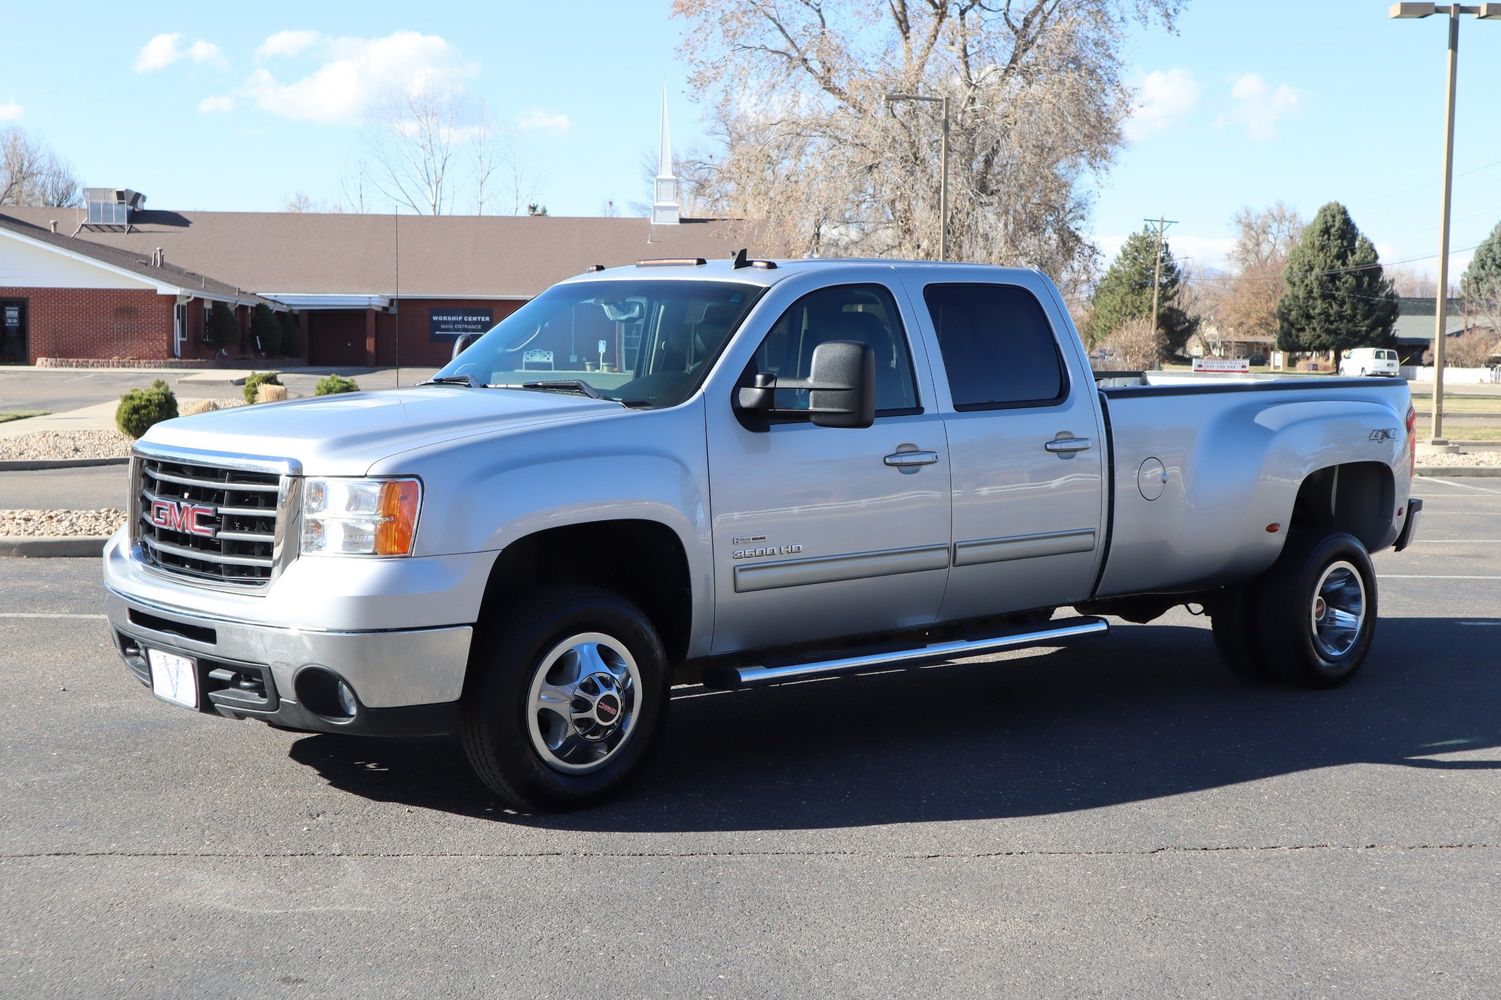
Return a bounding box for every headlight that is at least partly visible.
[301,477,422,556]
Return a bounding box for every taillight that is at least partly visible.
[1406,404,1417,477]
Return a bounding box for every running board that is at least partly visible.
[703,616,1109,690]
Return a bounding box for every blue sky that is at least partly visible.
[3,1,1500,280]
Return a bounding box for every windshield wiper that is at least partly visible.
[416,374,477,388]
[519,379,604,400]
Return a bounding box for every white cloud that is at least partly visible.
[198,95,235,114]
[1223,73,1304,141]
[515,108,571,134]
[135,32,226,72]
[257,30,321,60]
[187,39,226,68]
[242,31,475,125]
[1125,68,1199,141]
[135,33,184,72]
[0,100,22,121]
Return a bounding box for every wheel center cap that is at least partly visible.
[595,693,621,725]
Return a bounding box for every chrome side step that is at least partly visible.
[703,616,1109,690]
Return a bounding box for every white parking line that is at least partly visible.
[1415,476,1501,494]
[1458,621,1501,627]
[0,612,106,620]
[1381,574,1501,580]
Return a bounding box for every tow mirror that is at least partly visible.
[735,340,875,429]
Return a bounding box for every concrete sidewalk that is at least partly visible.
[0,402,120,439]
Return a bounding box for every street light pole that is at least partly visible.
[1390,2,1501,444]
[886,92,950,261]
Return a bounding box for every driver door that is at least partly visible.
[704,281,952,654]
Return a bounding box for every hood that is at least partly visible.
[139,386,621,475]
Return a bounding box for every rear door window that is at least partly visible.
[922,283,1066,410]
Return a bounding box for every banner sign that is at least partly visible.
[429,308,493,341]
[1193,357,1251,373]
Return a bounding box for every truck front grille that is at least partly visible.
[135,456,286,589]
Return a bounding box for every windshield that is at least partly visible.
[435,279,764,408]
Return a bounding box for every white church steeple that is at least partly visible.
[652,83,680,226]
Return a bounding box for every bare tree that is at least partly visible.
[671,0,1183,292]
[1218,203,1306,347]
[365,88,467,215]
[1448,329,1500,367]
[1,126,80,207]
[1230,202,1303,270]
[1097,316,1166,371]
[283,191,342,213]
[1385,265,1437,299]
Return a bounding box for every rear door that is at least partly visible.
[704,278,951,654]
[903,274,1107,620]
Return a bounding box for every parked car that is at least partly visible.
[104,259,1422,811]
[1339,347,1400,377]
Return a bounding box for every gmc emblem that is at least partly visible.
[149,498,217,538]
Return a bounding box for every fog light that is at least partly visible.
[336,680,358,717]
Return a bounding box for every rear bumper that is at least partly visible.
[1394,497,1423,553]
[105,587,470,736]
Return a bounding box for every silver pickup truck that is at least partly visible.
[104,258,1422,810]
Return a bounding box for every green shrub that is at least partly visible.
[276,310,300,356]
[250,303,281,356]
[116,379,178,438]
[242,370,282,404]
[315,374,360,395]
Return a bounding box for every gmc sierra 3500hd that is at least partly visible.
[104,257,1422,811]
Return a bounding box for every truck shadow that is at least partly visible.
[287,616,1501,830]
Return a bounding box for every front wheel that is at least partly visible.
[1256,532,1377,688]
[461,585,669,811]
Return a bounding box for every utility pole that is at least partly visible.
[1144,216,1178,336]
[1390,2,1501,443]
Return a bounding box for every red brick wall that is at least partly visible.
[0,286,174,363]
[395,298,524,368]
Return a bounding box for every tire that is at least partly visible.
[1210,582,1272,680]
[1255,532,1377,688]
[1359,368,1366,377]
[460,585,669,811]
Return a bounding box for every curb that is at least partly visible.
[0,457,129,472]
[1415,467,1501,478]
[0,535,110,558]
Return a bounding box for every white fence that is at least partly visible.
[1399,365,1500,385]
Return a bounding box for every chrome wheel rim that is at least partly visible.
[1310,561,1365,659]
[525,632,642,774]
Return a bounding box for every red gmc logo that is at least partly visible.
[149,499,217,538]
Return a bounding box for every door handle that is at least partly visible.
[1044,435,1093,454]
[883,450,939,468]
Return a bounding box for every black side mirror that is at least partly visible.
[735,340,875,429]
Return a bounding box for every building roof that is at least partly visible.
[1393,296,1473,343]
[0,206,756,302]
[0,212,276,307]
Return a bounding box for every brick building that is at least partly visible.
[0,148,750,368]
[0,207,275,366]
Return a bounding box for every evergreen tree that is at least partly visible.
[1087,228,1197,352]
[1276,202,1397,356]
[206,302,238,351]
[250,304,280,356]
[1461,220,1501,335]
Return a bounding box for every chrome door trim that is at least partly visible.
[733,543,950,594]
[952,528,1097,568]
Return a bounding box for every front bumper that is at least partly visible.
[105,588,471,736]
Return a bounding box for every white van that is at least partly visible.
[1339,347,1400,377]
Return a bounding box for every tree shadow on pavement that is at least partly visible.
[287,616,1501,831]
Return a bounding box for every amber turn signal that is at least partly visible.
[375,479,422,555]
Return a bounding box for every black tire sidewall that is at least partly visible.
[1263,532,1377,687]
[462,586,668,810]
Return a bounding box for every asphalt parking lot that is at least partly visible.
[2,474,1497,998]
